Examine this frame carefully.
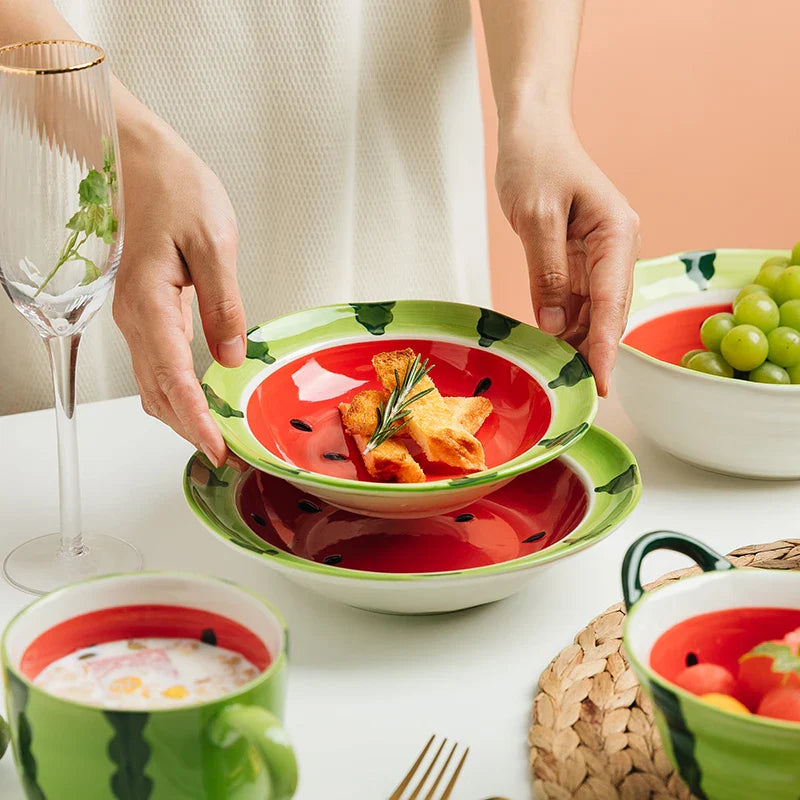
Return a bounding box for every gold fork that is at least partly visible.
[389,735,469,800]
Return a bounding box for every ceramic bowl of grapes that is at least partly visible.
[616,247,800,479]
[623,531,800,800]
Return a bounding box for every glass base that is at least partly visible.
[3,533,142,595]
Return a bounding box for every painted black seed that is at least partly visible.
[323,452,348,461]
[201,628,218,647]
[298,499,322,513]
[78,652,96,660]
[523,531,547,543]
[685,652,699,667]
[290,418,313,432]
[473,377,492,396]
[323,554,343,566]
[251,513,266,526]
[455,513,474,522]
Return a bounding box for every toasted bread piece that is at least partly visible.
[444,396,493,435]
[372,348,487,471]
[338,390,386,438]
[340,391,492,438]
[338,400,425,483]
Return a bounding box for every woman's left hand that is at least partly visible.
[495,114,641,396]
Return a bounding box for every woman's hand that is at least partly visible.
[112,112,246,466]
[496,114,640,396]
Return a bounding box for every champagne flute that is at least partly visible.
[0,40,142,593]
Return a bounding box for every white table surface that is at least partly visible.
[0,389,798,799]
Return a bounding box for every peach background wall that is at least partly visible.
[474,0,800,323]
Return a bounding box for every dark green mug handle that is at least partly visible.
[0,713,9,759]
[622,531,734,612]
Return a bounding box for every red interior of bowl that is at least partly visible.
[623,303,732,365]
[20,605,271,679]
[237,459,588,573]
[650,607,800,683]
[246,338,551,481]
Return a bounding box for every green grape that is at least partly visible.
[680,348,705,367]
[732,293,780,333]
[748,361,791,384]
[788,362,800,384]
[767,326,800,367]
[791,242,800,265]
[687,351,735,378]
[779,299,800,331]
[720,324,769,371]
[774,265,800,305]
[735,283,771,304]
[755,264,787,292]
[762,254,791,269]
[700,312,735,352]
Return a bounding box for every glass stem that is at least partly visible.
[45,333,86,557]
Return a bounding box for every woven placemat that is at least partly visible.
[530,540,800,800]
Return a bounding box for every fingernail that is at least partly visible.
[218,335,246,366]
[539,307,567,335]
[200,442,222,468]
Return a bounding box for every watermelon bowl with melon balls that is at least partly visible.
[622,531,800,800]
[617,248,800,479]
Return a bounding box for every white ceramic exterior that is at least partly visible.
[290,476,516,518]
[242,556,555,615]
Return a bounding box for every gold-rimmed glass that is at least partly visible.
[0,40,141,594]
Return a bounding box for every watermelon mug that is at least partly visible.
[622,531,800,800]
[0,572,298,800]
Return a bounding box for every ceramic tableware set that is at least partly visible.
[4,254,800,800]
[184,299,643,614]
[1,298,644,799]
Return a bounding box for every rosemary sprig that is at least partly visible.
[363,354,434,453]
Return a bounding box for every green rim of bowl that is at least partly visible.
[622,248,800,392]
[200,300,599,495]
[624,570,800,733]
[183,424,641,581]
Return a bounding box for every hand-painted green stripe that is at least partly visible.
[594,464,638,495]
[539,422,590,449]
[449,471,499,487]
[104,711,154,800]
[6,671,47,800]
[476,308,520,347]
[245,326,276,364]
[202,384,244,419]
[649,681,708,799]
[350,302,395,335]
[547,352,592,389]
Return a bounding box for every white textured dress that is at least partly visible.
[0,0,490,414]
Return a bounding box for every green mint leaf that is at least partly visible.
[79,262,102,286]
[96,206,117,244]
[65,209,92,234]
[78,169,108,206]
[740,641,800,677]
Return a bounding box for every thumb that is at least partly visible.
[184,222,247,367]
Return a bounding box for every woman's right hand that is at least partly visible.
[112,108,246,467]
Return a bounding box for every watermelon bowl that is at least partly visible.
[200,300,599,518]
[622,531,800,800]
[616,249,800,480]
[183,425,641,614]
